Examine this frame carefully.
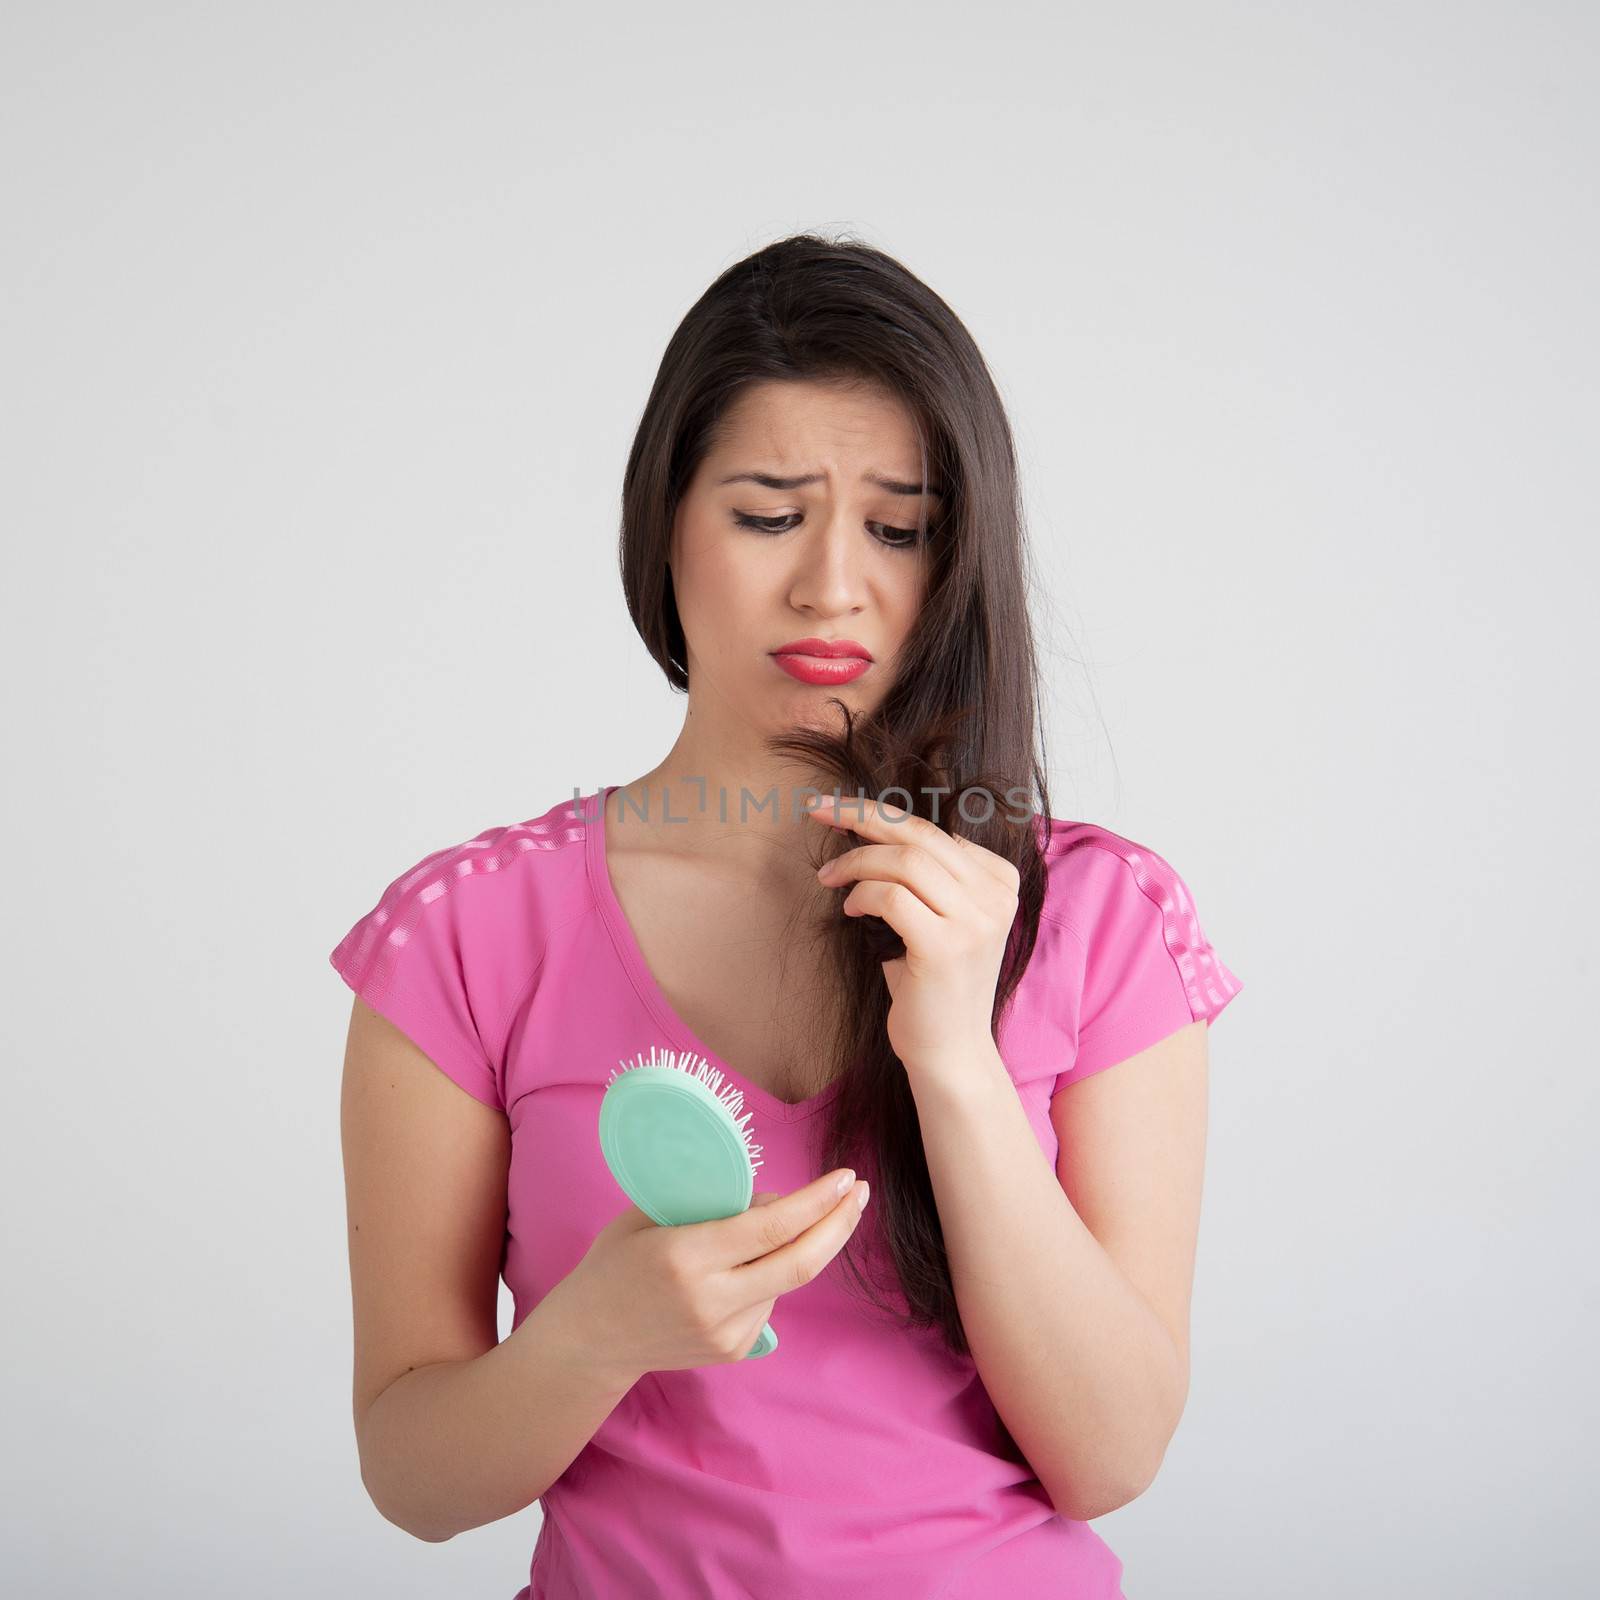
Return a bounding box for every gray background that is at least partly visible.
[3,3,1594,1595]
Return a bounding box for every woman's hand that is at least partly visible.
[555,1169,871,1386]
[808,793,1020,1075]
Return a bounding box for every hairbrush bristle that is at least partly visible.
[606,1043,765,1170]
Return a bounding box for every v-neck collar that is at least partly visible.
[582,784,846,1126]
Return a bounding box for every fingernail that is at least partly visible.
[856,1181,871,1211]
[834,1168,856,1196]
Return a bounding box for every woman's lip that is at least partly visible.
[772,652,872,685]
[772,641,872,659]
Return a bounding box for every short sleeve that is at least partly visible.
[1047,837,1242,1094]
[328,839,508,1111]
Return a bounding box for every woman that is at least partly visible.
[333,233,1242,1599]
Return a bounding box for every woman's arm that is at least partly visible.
[908,1020,1208,1521]
[341,998,633,1542]
[355,1286,637,1542]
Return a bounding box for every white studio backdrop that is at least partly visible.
[2,3,1594,1596]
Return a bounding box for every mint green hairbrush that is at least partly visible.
[598,1045,777,1360]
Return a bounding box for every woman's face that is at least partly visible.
[670,378,938,734]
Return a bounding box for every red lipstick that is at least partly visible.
[770,637,873,686]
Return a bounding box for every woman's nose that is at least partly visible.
[787,514,869,612]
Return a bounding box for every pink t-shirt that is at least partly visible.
[329,785,1242,1600]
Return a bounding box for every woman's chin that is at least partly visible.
[772,696,872,743]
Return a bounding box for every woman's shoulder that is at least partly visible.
[327,792,599,1109]
[329,792,596,999]
[1036,813,1186,924]
[363,792,591,914]
[1032,811,1242,1034]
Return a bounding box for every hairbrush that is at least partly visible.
[598,1045,777,1360]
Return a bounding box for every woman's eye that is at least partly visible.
[876,525,922,550]
[732,512,921,550]
[733,513,799,535]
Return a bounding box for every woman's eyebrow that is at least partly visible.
[715,469,945,497]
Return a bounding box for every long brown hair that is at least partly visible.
[619,232,1054,1359]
